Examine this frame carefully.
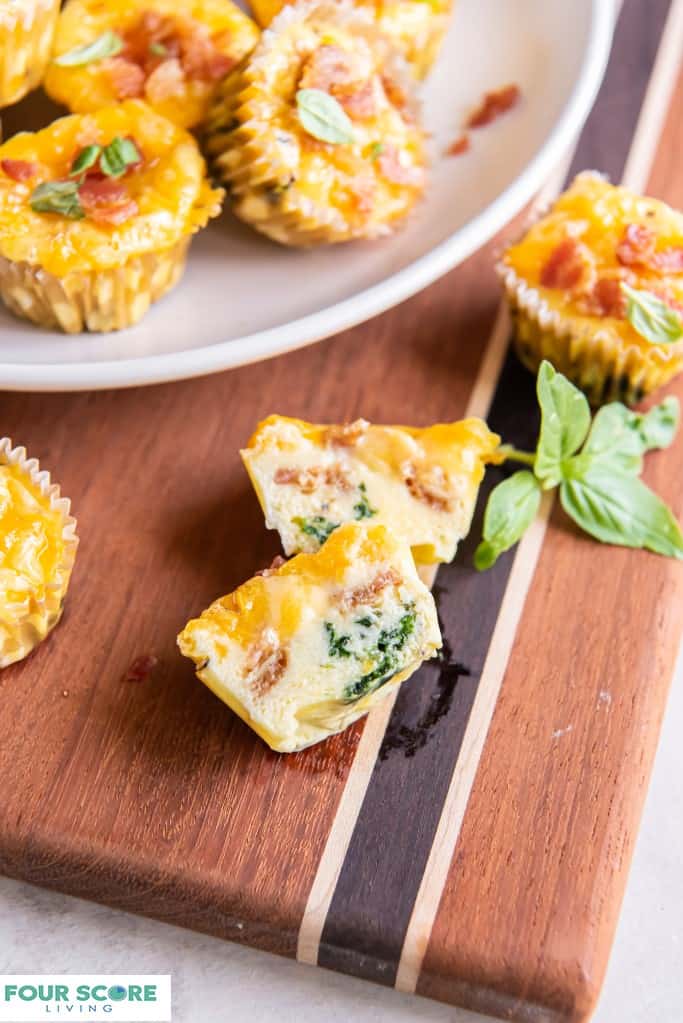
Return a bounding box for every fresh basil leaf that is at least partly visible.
[30,180,84,219]
[474,470,542,570]
[622,282,683,345]
[70,144,101,177]
[534,360,591,487]
[560,468,683,558]
[100,137,141,178]
[633,396,680,450]
[369,141,384,160]
[296,89,355,145]
[576,403,646,475]
[149,41,169,57]
[54,30,123,67]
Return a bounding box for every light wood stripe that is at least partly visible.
[297,158,576,970]
[395,0,682,993]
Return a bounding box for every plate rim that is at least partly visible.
[0,0,615,392]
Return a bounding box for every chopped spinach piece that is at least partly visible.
[353,482,378,520]
[354,614,375,628]
[293,515,339,544]
[343,606,417,703]
[325,622,352,658]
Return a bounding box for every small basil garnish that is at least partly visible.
[29,180,84,219]
[99,137,141,178]
[296,89,355,145]
[70,144,102,177]
[54,30,123,67]
[621,282,683,345]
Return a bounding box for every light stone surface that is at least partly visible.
[1,644,681,1022]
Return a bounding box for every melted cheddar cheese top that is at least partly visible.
[178,522,441,752]
[0,463,66,630]
[0,101,222,276]
[241,414,500,564]
[45,0,259,129]
[502,172,683,356]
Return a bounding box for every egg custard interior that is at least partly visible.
[177,522,441,752]
[248,0,452,78]
[0,100,222,277]
[45,0,259,129]
[207,1,426,244]
[0,463,66,636]
[502,172,683,358]
[242,414,500,564]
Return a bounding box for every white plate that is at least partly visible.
[0,0,614,391]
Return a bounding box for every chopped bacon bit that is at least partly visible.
[255,555,287,577]
[104,56,145,99]
[378,144,425,188]
[338,569,401,611]
[125,654,158,682]
[300,45,377,120]
[273,465,352,493]
[467,84,520,129]
[348,175,375,215]
[325,419,369,448]
[79,176,139,226]
[381,74,410,115]
[616,223,656,267]
[246,634,288,696]
[180,31,235,81]
[651,246,683,273]
[1,159,38,182]
[540,238,589,290]
[446,134,470,157]
[145,56,185,102]
[336,81,376,121]
[585,277,625,318]
[403,463,452,513]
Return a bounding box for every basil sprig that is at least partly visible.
[296,89,355,145]
[54,30,123,67]
[29,180,84,219]
[622,282,683,345]
[99,137,141,177]
[475,360,683,568]
[69,144,101,177]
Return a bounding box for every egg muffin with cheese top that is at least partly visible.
[248,0,453,79]
[242,414,500,564]
[500,172,683,405]
[0,100,222,333]
[44,0,260,130]
[0,438,78,668]
[204,0,426,246]
[178,522,441,752]
[0,0,60,107]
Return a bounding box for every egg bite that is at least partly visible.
[248,0,454,79]
[178,522,441,752]
[204,0,427,246]
[241,414,500,564]
[499,172,683,405]
[0,438,78,668]
[0,100,222,333]
[0,0,60,107]
[44,0,260,130]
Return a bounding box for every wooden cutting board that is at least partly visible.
[2,2,682,1020]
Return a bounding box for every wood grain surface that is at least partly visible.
[1,2,682,1021]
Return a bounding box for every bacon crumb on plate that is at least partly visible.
[467,84,521,129]
[446,133,470,157]
[125,654,159,682]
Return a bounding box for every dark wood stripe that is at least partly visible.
[318,0,672,986]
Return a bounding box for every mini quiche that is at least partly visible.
[0,100,222,333]
[178,522,441,752]
[204,0,426,246]
[500,172,683,405]
[0,0,59,107]
[44,0,260,130]
[248,0,453,79]
[0,438,78,668]
[241,414,500,564]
